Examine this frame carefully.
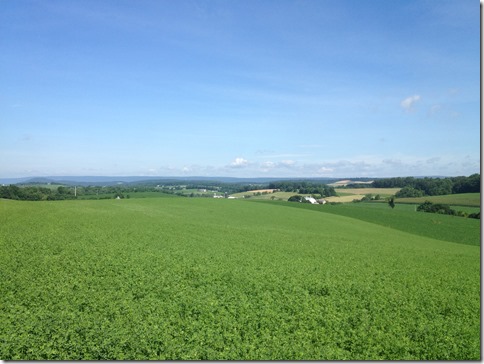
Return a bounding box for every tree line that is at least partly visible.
[0,185,77,201]
[0,185,156,201]
[268,181,337,197]
[372,174,480,197]
[0,182,266,201]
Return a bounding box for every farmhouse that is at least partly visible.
[304,196,318,204]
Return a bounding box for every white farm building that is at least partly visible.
[304,196,318,204]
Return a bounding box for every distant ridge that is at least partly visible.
[0,176,377,186]
[0,175,451,187]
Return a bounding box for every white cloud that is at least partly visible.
[232,154,478,177]
[161,154,480,178]
[400,94,421,112]
[229,157,249,168]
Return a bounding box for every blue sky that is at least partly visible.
[0,0,480,178]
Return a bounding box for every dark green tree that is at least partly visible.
[395,187,424,198]
[288,195,303,202]
[388,196,395,209]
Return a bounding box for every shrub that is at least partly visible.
[417,201,456,216]
[468,212,480,219]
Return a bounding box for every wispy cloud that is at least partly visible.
[255,149,276,155]
[317,167,334,174]
[299,144,323,149]
[400,95,421,112]
[427,104,441,117]
[255,153,311,159]
[280,160,295,167]
[258,160,298,173]
[19,134,33,142]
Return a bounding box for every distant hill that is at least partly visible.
[1,176,344,186]
[0,175,451,187]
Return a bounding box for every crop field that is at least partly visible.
[328,180,373,187]
[76,191,176,200]
[257,200,480,246]
[231,191,295,200]
[175,189,220,197]
[325,194,366,203]
[395,193,481,207]
[334,188,401,196]
[242,189,277,194]
[0,197,480,360]
[231,188,401,203]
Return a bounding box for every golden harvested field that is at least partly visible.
[325,194,366,203]
[231,191,295,200]
[328,180,373,187]
[335,188,401,196]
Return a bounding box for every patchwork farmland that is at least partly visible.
[0,194,480,360]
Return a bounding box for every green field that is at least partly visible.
[395,193,481,207]
[255,200,480,246]
[77,191,177,200]
[0,197,480,360]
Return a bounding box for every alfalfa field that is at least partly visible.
[0,196,480,360]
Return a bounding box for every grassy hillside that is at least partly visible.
[0,198,480,360]
[256,200,480,246]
